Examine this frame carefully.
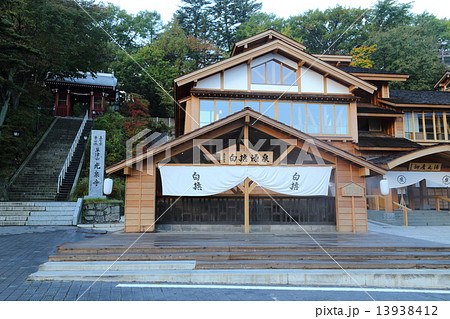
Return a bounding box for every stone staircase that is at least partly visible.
[368,209,450,226]
[0,201,82,226]
[8,117,92,201]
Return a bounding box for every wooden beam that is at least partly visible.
[243,123,249,151]
[248,181,258,193]
[273,144,296,165]
[244,178,250,233]
[359,167,370,177]
[199,145,220,165]
[154,120,244,163]
[123,167,131,175]
[349,85,357,92]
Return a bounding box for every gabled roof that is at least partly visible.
[175,39,377,94]
[434,71,450,90]
[371,144,450,169]
[337,66,409,82]
[231,29,306,56]
[380,90,450,106]
[106,108,387,175]
[46,72,117,89]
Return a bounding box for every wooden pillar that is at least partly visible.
[89,93,94,118]
[244,178,250,233]
[54,91,59,115]
[384,189,394,213]
[66,90,71,117]
[243,120,250,233]
[101,94,105,113]
[419,179,428,209]
[407,185,415,209]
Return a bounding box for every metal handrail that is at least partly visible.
[57,111,89,193]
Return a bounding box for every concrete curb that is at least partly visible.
[27,264,450,289]
[73,198,83,226]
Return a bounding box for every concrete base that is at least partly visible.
[27,262,450,290]
[156,224,337,233]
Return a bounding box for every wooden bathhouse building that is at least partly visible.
[107,30,450,233]
[45,72,118,118]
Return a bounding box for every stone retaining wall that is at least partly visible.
[82,201,123,224]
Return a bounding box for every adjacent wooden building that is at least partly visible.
[107,29,450,233]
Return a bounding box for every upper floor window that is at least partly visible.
[199,99,349,136]
[251,60,296,85]
[404,111,450,142]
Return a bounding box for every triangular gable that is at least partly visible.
[106,108,387,175]
[231,29,307,56]
[175,39,377,94]
[434,71,450,90]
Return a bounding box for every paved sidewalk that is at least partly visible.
[368,222,450,245]
[0,225,450,301]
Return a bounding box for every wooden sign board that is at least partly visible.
[220,151,273,165]
[409,163,441,171]
[341,182,364,197]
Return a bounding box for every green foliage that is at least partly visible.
[113,21,220,116]
[92,111,127,167]
[368,0,413,32]
[287,6,369,54]
[350,45,377,68]
[176,0,262,52]
[72,176,125,201]
[235,13,298,42]
[0,105,53,178]
[101,4,162,51]
[369,25,446,90]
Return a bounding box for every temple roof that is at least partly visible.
[46,72,118,89]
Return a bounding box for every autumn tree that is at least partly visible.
[350,45,377,68]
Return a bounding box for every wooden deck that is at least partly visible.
[48,232,450,269]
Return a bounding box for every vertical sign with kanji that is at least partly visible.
[87,130,106,198]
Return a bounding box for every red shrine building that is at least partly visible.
[45,72,118,118]
[106,30,450,233]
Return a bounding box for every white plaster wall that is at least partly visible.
[196,72,221,89]
[224,63,248,90]
[300,67,324,93]
[327,78,349,94]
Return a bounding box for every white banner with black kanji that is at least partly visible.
[158,165,332,196]
[385,171,450,188]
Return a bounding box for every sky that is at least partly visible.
[101,0,449,22]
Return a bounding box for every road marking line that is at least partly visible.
[116,283,450,294]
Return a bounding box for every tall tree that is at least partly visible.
[368,0,413,32]
[102,5,162,51]
[0,0,37,129]
[235,13,298,42]
[175,0,211,39]
[209,0,262,52]
[369,25,445,90]
[112,20,219,117]
[0,0,111,129]
[288,6,368,54]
